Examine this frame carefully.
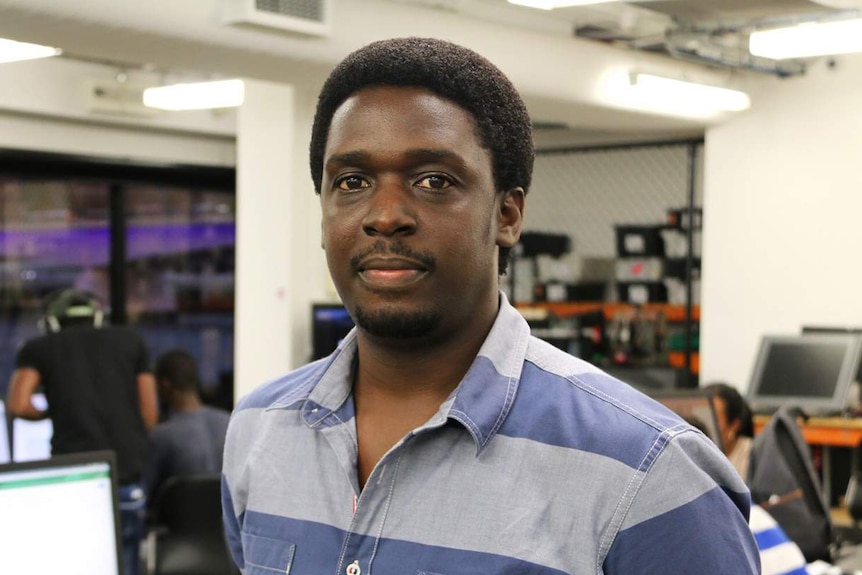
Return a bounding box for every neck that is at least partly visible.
[354,301,498,400]
[170,392,203,413]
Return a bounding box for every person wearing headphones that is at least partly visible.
[5,288,158,575]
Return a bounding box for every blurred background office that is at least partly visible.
[0,0,860,404]
[1,1,862,572]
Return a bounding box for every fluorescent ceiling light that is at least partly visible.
[609,73,751,119]
[143,79,244,111]
[750,18,862,59]
[630,74,751,113]
[508,0,621,9]
[0,38,61,64]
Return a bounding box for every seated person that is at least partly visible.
[145,349,230,504]
[704,382,755,480]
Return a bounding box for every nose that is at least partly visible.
[361,178,417,237]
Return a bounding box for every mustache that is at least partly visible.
[350,240,436,272]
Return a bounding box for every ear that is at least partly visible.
[496,188,525,249]
[729,418,742,435]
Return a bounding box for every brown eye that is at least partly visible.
[416,175,452,190]
[337,175,369,191]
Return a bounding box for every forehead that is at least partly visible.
[324,85,484,155]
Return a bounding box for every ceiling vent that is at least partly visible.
[223,0,331,36]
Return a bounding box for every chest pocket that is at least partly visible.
[241,532,296,574]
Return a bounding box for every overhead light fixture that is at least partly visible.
[0,38,62,64]
[630,73,751,113]
[749,18,862,59]
[143,79,245,111]
[508,0,621,9]
[604,72,751,119]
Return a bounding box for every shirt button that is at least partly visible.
[346,560,361,575]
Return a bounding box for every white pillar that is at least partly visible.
[286,85,336,370]
[234,79,295,401]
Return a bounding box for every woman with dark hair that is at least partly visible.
[703,382,755,480]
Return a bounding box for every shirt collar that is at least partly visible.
[301,293,531,452]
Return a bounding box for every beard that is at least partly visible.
[353,303,441,339]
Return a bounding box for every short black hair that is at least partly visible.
[155,349,200,394]
[309,37,535,274]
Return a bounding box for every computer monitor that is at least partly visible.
[0,400,10,464]
[648,390,724,452]
[11,393,53,462]
[312,303,355,360]
[802,326,862,383]
[0,451,123,575]
[747,333,862,414]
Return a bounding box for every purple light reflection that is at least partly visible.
[0,222,235,266]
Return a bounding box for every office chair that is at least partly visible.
[145,473,239,575]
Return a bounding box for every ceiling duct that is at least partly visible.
[637,0,837,25]
[223,0,331,37]
[567,0,852,77]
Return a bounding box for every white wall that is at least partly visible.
[287,86,340,369]
[234,80,304,398]
[700,54,862,392]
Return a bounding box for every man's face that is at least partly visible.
[319,85,522,344]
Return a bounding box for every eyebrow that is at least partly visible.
[325,148,468,170]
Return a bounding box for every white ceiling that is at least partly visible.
[0,0,858,145]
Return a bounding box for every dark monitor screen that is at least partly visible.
[0,451,123,574]
[647,390,724,452]
[747,334,862,413]
[802,326,862,383]
[312,304,355,360]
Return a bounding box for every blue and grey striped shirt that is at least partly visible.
[222,295,760,574]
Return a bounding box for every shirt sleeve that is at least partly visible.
[132,330,152,375]
[15,339,40,370]
[603,429,762,574]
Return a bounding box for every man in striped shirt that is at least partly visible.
[222,37,760,574]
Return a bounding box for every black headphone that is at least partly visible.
[38,288,104,334]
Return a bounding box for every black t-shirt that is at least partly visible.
[16,325,151,484]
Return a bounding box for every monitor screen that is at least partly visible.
[11,393,53,462]
[802,326,862,383]
[312,304,355,360]
[0,451,122,575]
[647,390,724,452]
[0,400,10,464]
[747,334,862,414]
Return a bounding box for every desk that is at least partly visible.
[754,415,862,448]
[754,415,862,505]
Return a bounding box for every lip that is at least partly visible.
[357,256,429,288]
